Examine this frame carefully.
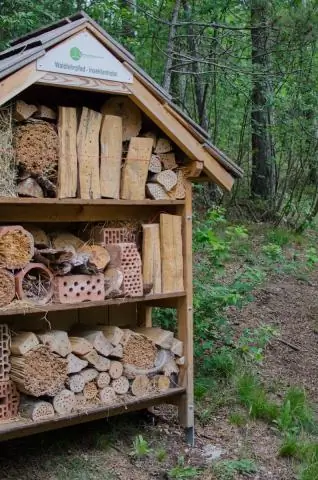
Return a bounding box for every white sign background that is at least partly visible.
[37,31,133,83]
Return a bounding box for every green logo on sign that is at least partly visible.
[70,47,81,61]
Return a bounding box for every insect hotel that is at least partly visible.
[0,12,242,443]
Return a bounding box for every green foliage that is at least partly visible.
[274,387,314,434]
[228,412,248,427]
[262,243,284,261]
[155,447,167,463]
[168,456,201,479]
[305,247,318,268]
[237,374,279,422]
[212,458,257,479]
[237,325,278,363]
[130,435,152,459]
[279,435,299,457]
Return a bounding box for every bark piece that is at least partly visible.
[134,327,174,349]
[131,375,150,396]
[58,106,77,198]
[0,225,34,270]
[53,389,75,414]
[152,170,177,192]
[0,269,15,308]
[83,381,98,400]
[121,137,153,200]
[109,344,123,359]
[148,154,162,174]
[38,330,71,358]
[81,350,110,372]
[19,397,54,421]
[96,372,111,388]
[112,376,129,394]
[100,114,123,199]
[11,332,39,355]
[142,224,161,294]
[36,105,56,120]
[101,96,142,141]
[14,100,37,121]
[171,338,183,357]
[81,368,98,383]
[152,375,170,391]
[159,153,177,170]
[67,353,88,374]
[17,178,43,197]
[146,183,169,200]
[154,138,172,154]
[99,386,116,404]
[101,326,124,346]
[77,107,102,199]
[67,373,85,393]
[109,361,123,379]
[79,330,112,357]
[69,337,93,356]
[79,245,110,271]
[160,214,184,293]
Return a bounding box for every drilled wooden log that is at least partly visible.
[38,330,71,358]
[146,183,169,200]
[109,344,123,359]
[99,386,116,404]
[78,331,112,357]
[152,375,170,391]
[159,153,177,170]
[19,397,55,421]
[81,368,98,383]
[148,154,162,174]
[67,373,85,393]
[67,353,88,374]
[11,332,39,355]
[83,382,98,400]
[69,337,93,356]
[51,232,84,250]
[131,375,150,396]
[154,138,172,154]
[96,372,110,388]
[14,100,37,121]
[101,326,124,346]
[79,245,110,271]
[81,350,110,372]
[25,225,50,248]
[112,376,129,394]
[109,361,123,380]
[151,170,177,192]
[53,389,75,414]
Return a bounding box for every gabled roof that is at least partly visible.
[0,12,243,190]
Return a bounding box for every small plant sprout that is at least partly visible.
[130,435,152,458]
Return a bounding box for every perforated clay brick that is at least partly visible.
[0,380,20,420]
[0,324,10,381]
[91,227,137,246]
[107,243,143,297]
[54,274,105,304]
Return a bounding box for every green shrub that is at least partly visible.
[213,458,257,479]
[237,374,279,422]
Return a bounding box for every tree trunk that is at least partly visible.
[250,0,276,201]
[163,0,181,93]
[121,0,137,44]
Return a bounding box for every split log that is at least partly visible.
[100,115,123,199]
[171,338,183,357]
[109,361,123,379]
[25,226,50,248]
[0,269,15,308]
[154,137,172,154]
[151,375,170,391]
[67,353,88,374]
[83,382,98,400]
[131,375,150,396]
[121,137,153,200]
[104,267,124,297]
[11,332,39,355]
[159,153,177,170]
[81,350,110,372]
[79,245,110,271]
[81,368,98,383]
[160,214,184,293]
[168,170,186,200]
[19,397,55,421]
[101,326,124,346]
[109,344,123,359]
[163,358,179,376]
[78,331,112,357]
[134,327,173,349]
[51,232,84,251]
[17,178,44,197]
[14,100,37,121]
[53,389,75,414]
[181,160,204,179]
[77,107,102,199]
[122,332,157,369]
[96,372,110,388]
[112,376,129,394]
[38,330,71,358]
[146,183,169,200]
[148,154,162,174]
[75,394,87,409]
[143,131,157,147]
[0,225,34,269]
[58,107,77,198]
[36,105,56,120]
[176,356,185,366]
[142,224,161,294]
[101,96,142,141]
[69,337,93,356]
[10,346,67,397]
[151,170,177,192]
[67,373,85,393]
[99,386,116,404]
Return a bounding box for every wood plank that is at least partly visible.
[0,61,45,107]
[100,115,123,199]
[176,181,194,429]
[121,137,153,200]
[0,292,185,317]
[77,107,102,199]
[36,71,131,94]
[125,74,234,191]
[58,107,78,198]
[160,214,184,293]
[142,224,161,294]
[0,388,185,441]
[0,198,184,206]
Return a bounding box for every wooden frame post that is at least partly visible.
[177,180,194,444]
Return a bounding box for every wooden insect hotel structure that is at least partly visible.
[0,12,242,443]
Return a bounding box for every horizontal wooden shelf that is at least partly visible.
[0,292,186,317]
[0,387,185,441]
[0,198,185,206]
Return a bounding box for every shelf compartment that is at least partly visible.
[0,387,185,441]
[0,292,186,317]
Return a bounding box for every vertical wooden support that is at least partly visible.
[138,305,152,327]
[177,181,194,443]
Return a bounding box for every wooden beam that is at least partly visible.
[126,74,234,191]
[0,61,45,107]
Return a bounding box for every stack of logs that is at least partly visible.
[10,98,202,200]
[5,325,184,422]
